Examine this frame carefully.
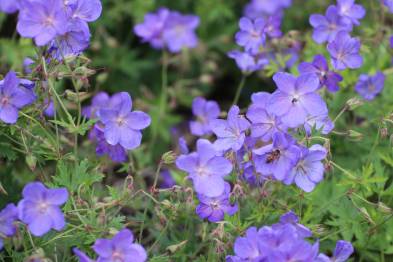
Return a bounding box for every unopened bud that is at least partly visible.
[380,127,388,139]
[65,90,88,102]
[377,202,392,214]
[346,97,363,110]
[26,154,37,171]
[348,130,363,141]
[162,151,177,164]
[74,66,96,77]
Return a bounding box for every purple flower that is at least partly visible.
[298,55,343,92]
[178,136,189,154]
[50,22,91,59]
[73,248,95,262]
[176,139,232,197]
[82,91,110,119]
[190,97,220,136]
[336,0,366,26]
[269,72,328,128]
[355,72,385,101]
[226,227,263,261]
[228,50,269,73]
[275,211,312,238]
[134,8,171,49]
[247,92,287,142]
[160,170,176,189]
[91,125,128,162]
[0,204,18,250]
[93,229,147,262]
[162,11,199,53]
[333,240,354,262]
[235,17,266,55]
[44,99,55,117]
[284,145,327,192]
[211,106,251,152]
[309,6,352,44]
[0,71,36,124]
[196,182,237,222]
[304,113,334,136]
[99,92,151,150]
[0,0,20,14]
[244,0,292,18]
[23,57,35,74]
[384,0,393,13]
[66,0,102,23]
[265,14,283,38]
[17,182,68,237]
[253,132,300,181]
[17,0,68,46]
[327,31,363,70]
[235,137,264,186]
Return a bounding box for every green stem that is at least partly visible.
[232,74,247,105]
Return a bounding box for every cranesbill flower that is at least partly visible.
[354,72,385,101]
[327,31,363,70]
[176,139,232,197]
[17,0,68,46]
[73,248,95,262]
[226,227,264,261]
[309,6,352,44]
[134,8,170,49]
[82,91,110,119]
[384,0,393,13]
[269,72,328,128]
[162,11,200,53]
[190,97,220,136]
[0,0,20,13]
[298,54,343,92]
[196,182,238,222]
[336,0,366,26]
[0,204,18,250]
[0,71,36,124]
[265,14,283,38]
[304,113,334,136]
[227,50,269,73]
[284,145,327,192]
[99,92,151,150]
[66,0,102,23]
[275,211,312,238]
[317,240,354,262]
[160,170,176,189]
[44,99,55,117]
[17,182,68,237]
[235,17,266,55]
[253,132,300,181]
[93,229,147,262]
[211,106,251,152]
[91,125,128,162]
[244,0,292,18]
[247,92,287,142]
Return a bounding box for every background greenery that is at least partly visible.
[0,0,392,261]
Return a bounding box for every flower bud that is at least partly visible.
[377,202,392,214]
[162,151,177,164]
[346,97,363,110]
[26,154,37,171]
[347,130,363,141]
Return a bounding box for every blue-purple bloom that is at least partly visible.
[17,0,68,46]
[91,125,128,162]
[17,182,68,237]
[134,8,199,53]
[336,0,366,26]
[317,240,354,262]
[244,0,292,18]
[253,132,300,181]
[247,92,287,142]
[66,0,102,24]
[284,144,327,192]
[0,204,18,250]
[264,14,283,38]
[176,139,232,197]
[269,72,328,128]
[160,170,176,189]
[0,0,20,14]
[92,229,147,262]
[309,6,353,44]
[190,97,220,136]
[354,72,385,101]
[327,31,363,70]
[235,17,266,55]
[0,71,36,124]
[227,211,320,262]
[298,55,343,92]
[73,248,94,262]
[304,113,334,136]
[384,0,393,13]
[227,50,269,73]
[98,92,151,150]
[211,105,251,152]
[196,182,238,222]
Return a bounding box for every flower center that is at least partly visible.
[112,251,124,262]
[116,117,126,126]
[38,201,50,214]
[44,16,55,27]
[0,96,10,106]
[266,149,281,164]
[197,166,208,177]
[291,94,300,103]
[210,200,220,210]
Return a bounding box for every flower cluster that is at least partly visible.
[134,8,200,53]
[0,182,68,249]
[73,229,147,262]
[14,0,102,58]
[83,92,151,162]
[0,71,36,124]
[226,211,354,262]
[228,0,300,73]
